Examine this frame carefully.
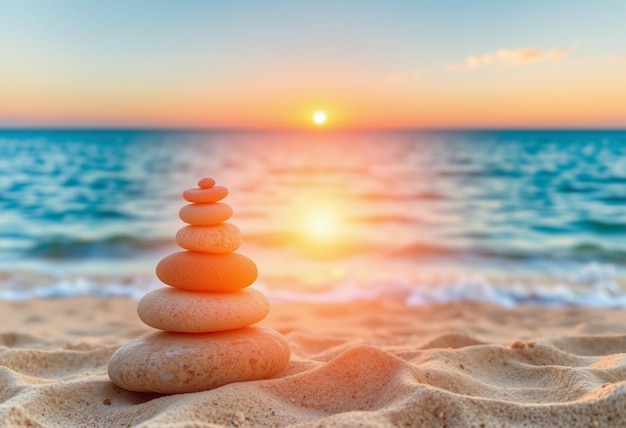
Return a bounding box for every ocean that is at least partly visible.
[1,129,625,306]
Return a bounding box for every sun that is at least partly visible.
[302,208,337,241]
[312,110,327,126]
[294,199,344,243]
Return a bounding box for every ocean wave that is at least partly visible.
[24,207,136,222]
[597,195,626,204]
[357,191,444,202]
[1,262,624,307]
[392,242,626,264]
[575,219,626,233]
[606,176,626,184]
[0,270,159,300]
[257,262,626,308]
[268,165,369,176]
[348,214,418,224]
[26,235,173,259]
[435,169,484,178]
[557,182,596,193]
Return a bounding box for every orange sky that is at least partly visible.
[2,2,626,129]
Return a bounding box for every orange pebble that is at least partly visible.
[197,177,216,189]
[183,186,228,203]
[156,251,257,292]
[137,287,269,333]
[176,223,242,253]
[179,203,233,225]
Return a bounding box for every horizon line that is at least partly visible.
[2,126,626,133]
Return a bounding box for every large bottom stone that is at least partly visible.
[108,327,290,394]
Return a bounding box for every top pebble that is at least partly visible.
[183,186,228,203]
[198,177,216,189]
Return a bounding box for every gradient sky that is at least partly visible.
[2,0,626,129]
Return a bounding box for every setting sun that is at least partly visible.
[312,111,327,126]
[302,208,337,241]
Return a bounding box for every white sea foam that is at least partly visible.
[1,262,624,308]
[0,273,160,301]
[258,262,626,308]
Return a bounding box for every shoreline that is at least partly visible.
[2,263,626,308]
[2,297,626,426]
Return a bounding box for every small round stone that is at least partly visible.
[183,186,228,203]
[179,203,233,225]
[156,251,257,292]
[176,223,242,253]
[107,327,290,394]
[137,287,269,332]
[198,177,216,189]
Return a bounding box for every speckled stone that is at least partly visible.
[137,287,269,332]
[179,203,233,225]
[183,186,228,203]
[107,327,291,394]
[175,223,242,253]
[156,251,258,292]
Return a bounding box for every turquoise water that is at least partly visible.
[1,129,625,305]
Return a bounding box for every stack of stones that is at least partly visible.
[108,178,290,394]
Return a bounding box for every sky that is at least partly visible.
[1,0,626,130]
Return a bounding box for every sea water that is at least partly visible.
[1,129,625,306]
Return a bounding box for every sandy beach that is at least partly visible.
[4,0,626,425]
[1,297,625,427]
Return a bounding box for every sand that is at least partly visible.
[1,297,626,427]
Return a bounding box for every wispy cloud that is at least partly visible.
[384,71,420,84]
[606,53,626,63]
[445,46,572,71]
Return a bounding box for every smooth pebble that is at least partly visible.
[138,287,269,332]
[108,327,290,394]
[183,186,228,203]
[179,202,233,225]
[156,251,258,292]
[176,223,242,253]
[197,177,216,189]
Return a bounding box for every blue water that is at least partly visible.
[1,129,625,305]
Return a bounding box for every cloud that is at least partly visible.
[384,71,420,84]
[606,53,626,63]
[445,47,572,71]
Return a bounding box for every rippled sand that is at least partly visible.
[1,297,626,427]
